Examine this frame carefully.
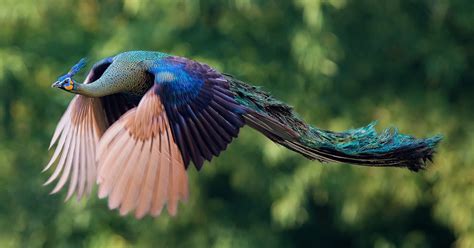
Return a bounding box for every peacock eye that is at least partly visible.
[64,78,74,90]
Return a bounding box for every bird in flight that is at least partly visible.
[45,51,441,218]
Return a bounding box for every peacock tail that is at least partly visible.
[226,75,441,171]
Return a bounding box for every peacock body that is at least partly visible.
[45,51,441,218]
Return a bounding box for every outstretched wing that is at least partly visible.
[151,56,246,169]
[95,56,247,218]
[44,95,108,200]
[96,90,188,218]
[45,57,138,200]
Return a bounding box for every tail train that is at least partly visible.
[226,75,442,171]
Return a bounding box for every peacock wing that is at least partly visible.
[95,56,248,218]
[44,57,139,200]
[44,95,108,200]
[96,90,188,218]
[150,56,246,170]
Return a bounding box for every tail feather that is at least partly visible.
[226,75,442,171]
[294,123,441,171]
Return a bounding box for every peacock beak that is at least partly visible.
[51,81,61,88]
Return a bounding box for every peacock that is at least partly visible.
[45,51,441,218]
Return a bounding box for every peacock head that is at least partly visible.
[52,58,86,93]
[52,77,77,92]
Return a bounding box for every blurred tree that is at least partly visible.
[0,0,472,247]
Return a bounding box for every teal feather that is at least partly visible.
[226,74,441,171]
[308,123,442,155]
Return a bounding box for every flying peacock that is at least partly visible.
[45,51,441,218]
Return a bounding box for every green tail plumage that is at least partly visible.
[226,75,442,171]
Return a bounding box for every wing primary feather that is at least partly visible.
[155,118,171,216]
[206,107,237,137]
[189,105,221,156]
[84,113,96,195]
[43,119,72,173]
[68,113,88,200]
[108,138,140,209]
[97,130,133,198]
[170,110,193,166]
[170,130,188,202]
[44,123,73,185]
[209,101,244,127]
[51,125,78,194]
[184,107,212,161]
[168,129,179,216]
[213,90,245,113]
[96,123,125,160]
[190,96,209,110]
[210,77,229,86]
[173,121,190,166]
[120,140,150,215]
[49,107,70,150]
[135,138,157,219]
[151,128,167,216]
[77,111,91,200]
[76,120,86,200]
[102,131,135,189]
[178,114,203,168]
[166,125,184,216]
[65,120,82,201]
[151,129,164,215]
[97,124,129,176]
[213,84,234,97]
[201,108,232,143]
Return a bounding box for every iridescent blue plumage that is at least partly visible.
[151,57,204,106]
[149,56,246,169]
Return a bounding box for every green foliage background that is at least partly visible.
[0,0,472,247]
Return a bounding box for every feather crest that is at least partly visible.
[57,58,87,82]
